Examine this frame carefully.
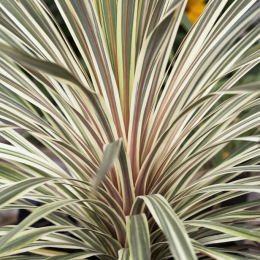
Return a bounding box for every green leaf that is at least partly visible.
[188,220,260,242]
[118,248,130,260]
[0,200,74,252]
[218,81,260,94]
[0,0,260,258]
[132,194,196,260]
[0,226,77,256]
[193,241,248,260]
[92,139,122,188]
[0,257,45,260]
[0,177,51,208]
[126,214,151,260]
[196,184,260,193]
[0,42,118,143]
[47,252,103,260]
[0,43,81,87]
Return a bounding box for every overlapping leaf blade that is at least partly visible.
[126,213,151,260]
[0,0,259,259]
[132,194,196,260]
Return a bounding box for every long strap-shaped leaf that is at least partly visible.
[126,214,151,260]
[0,0,90,87]
[0,177,51,208]
[0,256,45,260]
[128,0,185,182]
[0,226,79,257]
[116,0,138,132]
[188,220,260,242]
[92,139,122,188]
[131,194,196,260]
[193,241,246,260]
[145,0,227,150]
[144,0,258,167]
[116,143,135,215]
[55,0,125,140]
[0,43,118,143]
[118,248,130,260]
[47,252,104,260]
[0,199,75,252]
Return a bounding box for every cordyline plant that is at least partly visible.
[0,0,259,259]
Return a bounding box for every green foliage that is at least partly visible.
[0,0,259,259]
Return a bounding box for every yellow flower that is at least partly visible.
[222,151,230,159]
[186,0,206,24]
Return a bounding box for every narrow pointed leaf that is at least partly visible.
[132,194,196,260]
[0,177,51,208]
[92,139,122,188]
[126,214,151,260]
[0,200,74,251]
[188,220,260,242]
